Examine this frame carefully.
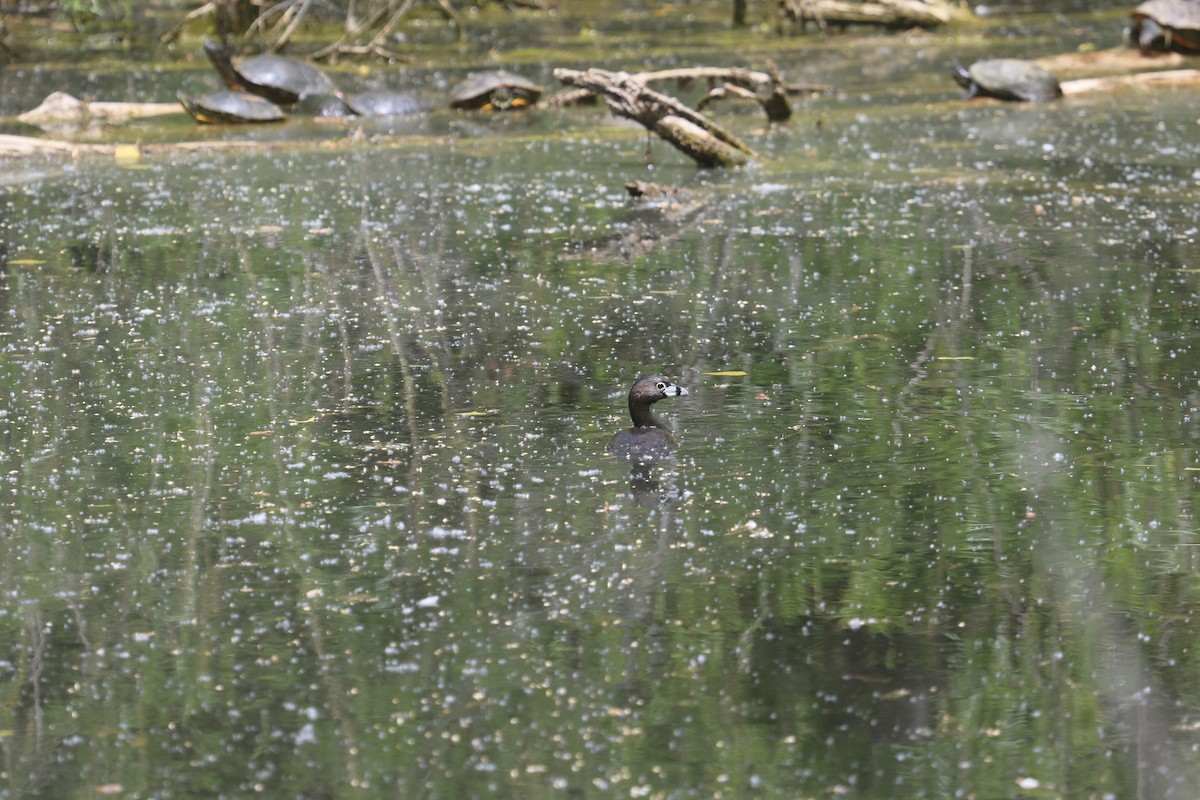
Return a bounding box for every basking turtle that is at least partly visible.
[952,58,1062,102]
[346,91,430,117]
[179,91,285,124]
[449,71,542,111]
[203,38,340,106]
[1128,0,1200,54]
[294,93,354,119]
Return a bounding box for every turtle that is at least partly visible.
[346,91,430,117]
[951,58,1063,103]
[179,91,286,124]
[293,93,355,119]
[203,38,341,106]
[449,71,542,111]
[1128,0,1200,54]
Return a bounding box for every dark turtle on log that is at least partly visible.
[204,38,341,106]
[346,91,431,117]
[449,71,542,111]
[1128,0,1200,54]
[179,91,285,124]
[952,58,1063,102]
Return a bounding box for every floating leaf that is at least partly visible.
[8,259,45,266]
[114,144,141,163]
[704,370,747,376]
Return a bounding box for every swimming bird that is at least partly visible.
[607,375,688,464]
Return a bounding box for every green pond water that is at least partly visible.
[2,2,1200,798]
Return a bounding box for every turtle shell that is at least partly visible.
[204,38,339,106]
[294,93,353,119]
[346,91,430,117]
[952,58,1062,102]
[179,91,285,124]
[449,71,542,110]
[1129,0,1200,53]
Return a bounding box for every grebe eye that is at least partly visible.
[656,382,666,390]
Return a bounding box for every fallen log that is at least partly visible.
[0,133,293,159]
[1037,46,1185,75]
[554,67,757,168]
[0,134,113,157]
[17,92,180,127]
[1060,68,1200,96]
[779,0,971,31]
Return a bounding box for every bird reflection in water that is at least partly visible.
[605,375,690,695]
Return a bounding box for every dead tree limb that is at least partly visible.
[554,67,758,168]
[159,1,219,44]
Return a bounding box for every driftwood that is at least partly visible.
[634,66,833,97]
[541,87,600,108]
[17,92,180,127]
[779,0,971,31]
[696,61,793,122]
[1037,46,1185,74]
[547,65,830,120]
[0,133,295,159]
[554,68,758,168]
[1060,68,1200,96]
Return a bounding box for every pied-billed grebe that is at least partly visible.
[607,375,688,464]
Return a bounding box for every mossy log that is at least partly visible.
[554,67,758,168]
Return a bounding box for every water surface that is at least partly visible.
[2,4,1200,798]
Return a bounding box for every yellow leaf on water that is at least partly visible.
[935,356,975,361]
[704,371,747,376]
[8,259,45,266]
[114,144,140,163]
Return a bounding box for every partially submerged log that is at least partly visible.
[1060,68,1200,96]
[0,133,289,159]
[554,68,758,168]
[567,183,708,261]
[0,134,114,157]
[17,92,180,127]
[1037,46,1185,74]
[779,0,971,31]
